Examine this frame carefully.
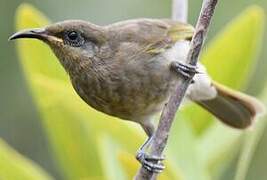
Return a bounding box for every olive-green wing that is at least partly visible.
[106,18,194,58]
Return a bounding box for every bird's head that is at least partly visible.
[9,20,108,73]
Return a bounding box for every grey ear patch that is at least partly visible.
[79,42,98,58]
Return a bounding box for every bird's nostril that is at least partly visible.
[30,28,46,34]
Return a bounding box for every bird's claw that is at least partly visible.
[171,61,198,79]
[136,150,165,173]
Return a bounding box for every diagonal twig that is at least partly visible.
[134,0,219,179]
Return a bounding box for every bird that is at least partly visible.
[9,18,265,172]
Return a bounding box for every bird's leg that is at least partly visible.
[171,61,198,79]
[136,121,165,173]
[136,135,165,173]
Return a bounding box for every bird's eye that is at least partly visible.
[68,31,79,40]
[64,30,85,47]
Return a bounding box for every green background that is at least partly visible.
[0,0,266,179]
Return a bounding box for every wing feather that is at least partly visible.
[106,18,194,60]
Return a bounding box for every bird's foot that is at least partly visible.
[171,61,198,79]
[136,150,165,173]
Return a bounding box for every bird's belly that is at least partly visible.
[71,64,176,122]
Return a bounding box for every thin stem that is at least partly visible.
[134,0,218,179]
[172,0,188,22]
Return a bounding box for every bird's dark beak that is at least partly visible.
[9,28,48,41]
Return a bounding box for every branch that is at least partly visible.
[135,0,218,179]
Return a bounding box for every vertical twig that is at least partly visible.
[134,0,218,179]
[172,0,188,22]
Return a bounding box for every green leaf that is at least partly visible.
[183,6,265,134]
[198,123,242,180]
[117,150,139,179]
[234,90,267,180]
[97,135,127,180]
[166,115,210,180]
[203,6,265,89]
[0,139,52,180]
[233,8,267,180]
[234,118,267,180]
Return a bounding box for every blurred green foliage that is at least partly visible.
[0,139,52,180]
[0,1,267,180]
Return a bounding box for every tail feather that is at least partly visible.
[196,81,265,129]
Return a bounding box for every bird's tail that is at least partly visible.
[196,81,265,129]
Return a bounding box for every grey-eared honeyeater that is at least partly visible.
[9,19,265,172]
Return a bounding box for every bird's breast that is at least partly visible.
[70,56,177,122]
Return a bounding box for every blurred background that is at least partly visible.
[0,0,266,180]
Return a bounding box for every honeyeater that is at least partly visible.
[9,19,265,172]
